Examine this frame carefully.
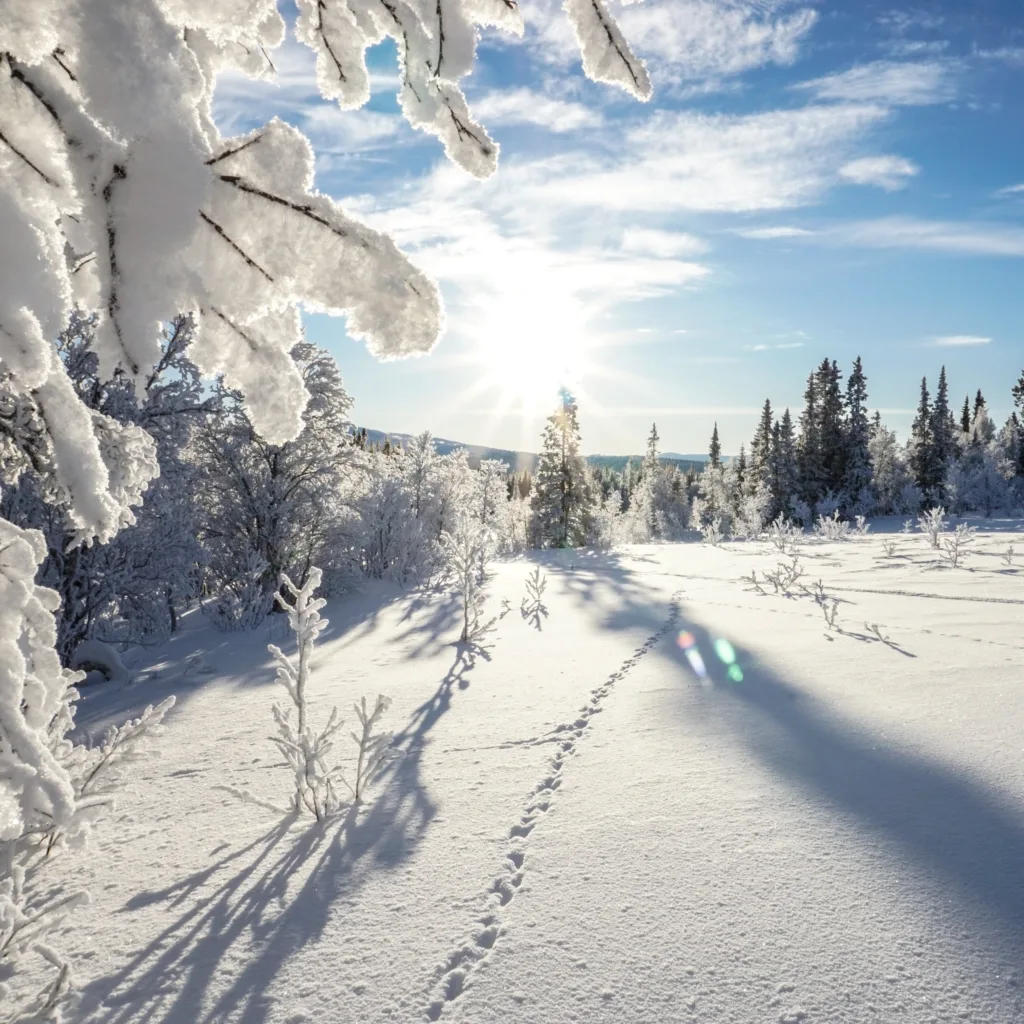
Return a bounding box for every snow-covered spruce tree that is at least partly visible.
[843,356,873,512]
[947,401,1012,516]
[625,423,661,542]
[748,399,774,497]
[1,1,650,1013]
[532,390,594,548]
[693,423,730,532]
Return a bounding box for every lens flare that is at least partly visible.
[677,631,695,650]
[685,648,707,679]
[713,638,736,665]
[727,663,744,683]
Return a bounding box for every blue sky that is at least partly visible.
[215,1,1024,455]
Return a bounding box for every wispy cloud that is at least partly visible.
[839,155,920,190]
[622,228,709,258]
[827,217,1024,256]
[471,88,602,133]
[793,60,958,106]
[994,183,1024,198]
[931,335,992,347]
[734,225,815,239]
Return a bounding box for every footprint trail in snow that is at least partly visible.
[423,592,683,1021]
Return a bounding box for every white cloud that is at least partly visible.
[518,0,817,84]
[525,104,890,214]
[839,155,920,191]
[932,335,991,347]
[827,217,1024,256]
[794,60,958,106]
[622,228,709,258]
[994,183,1024,198]
[734,225,814,238]
[471,88,602,133]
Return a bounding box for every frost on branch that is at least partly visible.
[564,0,652,101]
[0,518,173,1020]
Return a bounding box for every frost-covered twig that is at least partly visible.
[761,555,805,595]
[741,570,767,595]
[865,622,889,644]
[901,519,914,534]
[344,696,398,804]
[821,597,840,631]
[854,515,870,536]
[1002,544,1015,567]
[881,538,897,557]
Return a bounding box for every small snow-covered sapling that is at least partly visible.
[1002,544,1015,567]
[766,514,799,553]
[854,515,870,536]
[881,538,897,558]
[821,597,840,631]
[520,567,549,629]
[901,520,914,534]
[941,522,976,569]
[918,507,947,549]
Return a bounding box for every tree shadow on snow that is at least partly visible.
[79,636,489,1024]
[658,612,1024,944]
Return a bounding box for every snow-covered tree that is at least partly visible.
[2,314,211,657]
[532,390,593,548]
[843,356,872,510]
[193,341,356,611]
[869,413,918,514]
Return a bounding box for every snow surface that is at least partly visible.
[66,521,1024,1022]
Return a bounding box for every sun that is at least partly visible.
[467,290,592,415]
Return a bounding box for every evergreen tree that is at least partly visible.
[843,356,872,504]
[928,365,954,499]
[768,410,799,519]
[1013,368,1024,415]
[531,389,593,548]
[974,388,986,420]
[709,422,722,467]
[797,370,824,504]
[749,399,773,494]
[909,376,934,494]
[960,396,972,434]
[816,358,846,495]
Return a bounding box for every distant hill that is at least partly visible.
[359,429,716,476]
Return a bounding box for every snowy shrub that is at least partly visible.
[820,596,840,631]
[881,538,897,558]
[901,519,914,534]
[918,507,947,549]
[735,487,771,541]
[761,555,805,596]
[766,514,800,553]
[441,515,495,643]
[1003,544,1015,567]
[815,510,851,541]
[941,523,976,569]
[701,517,725,547]
[854,515,870,536]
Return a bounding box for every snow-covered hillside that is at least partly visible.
[65,521,1024,1023]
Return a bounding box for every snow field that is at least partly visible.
[66,524,1023,1022]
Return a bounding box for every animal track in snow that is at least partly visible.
[424,592,682,1021]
